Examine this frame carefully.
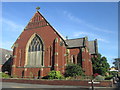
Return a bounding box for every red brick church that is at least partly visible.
[11,8,98,78]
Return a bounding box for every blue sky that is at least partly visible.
[1,2,118,66]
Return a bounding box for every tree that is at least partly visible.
[92,53,110,76]
[65,63,84,77]
[113,58,120,71]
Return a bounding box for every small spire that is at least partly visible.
[36,7,40,11]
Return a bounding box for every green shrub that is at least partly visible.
[109,71,118,77]
[105,75,113,80]
[94,75,104,81]
[46,70,64,79]
[65,76,73,80]
[0,72,10,78]
[65,64,84,77]
[12,75,18,78]
[83,76,93,80]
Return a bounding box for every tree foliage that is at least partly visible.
[65,64,84,77]
[92,53,110,76]
[109,71,118,77]
[113,58,120,70]
[47,70,64,79]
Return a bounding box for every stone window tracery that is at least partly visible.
[26,34,44,67]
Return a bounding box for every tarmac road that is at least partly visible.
[1,82,119,90]
[1,82,89,88]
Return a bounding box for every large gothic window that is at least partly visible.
[26,34,44,67]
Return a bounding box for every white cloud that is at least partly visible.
[74,31,95,37]
[63,10,114,34]
[1,18,24,50]
[63,11,111,43]
[2,18,24,32]
[85,24,114,34]
[63,11,83,23]
[107,55,118,59]
[73,31,109,43]
[1,41,13,50]
[97,38,109,43]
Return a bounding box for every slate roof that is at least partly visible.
[88,39,98,54]
[0,48,12,65]
[65,37,98,55]
[65,37,86,48]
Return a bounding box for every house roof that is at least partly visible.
[65,37,86,48]
[0,48,12,65]
[88,39,98,54]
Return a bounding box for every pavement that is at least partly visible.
[1,82,120,90]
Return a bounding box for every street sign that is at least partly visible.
[88,81,100,84]
[88,80,100,90]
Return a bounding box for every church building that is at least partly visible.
[11,8,98,78]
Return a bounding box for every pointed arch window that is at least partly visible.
[27,34,44,67]
[71,55,76,64]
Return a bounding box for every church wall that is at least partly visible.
[11,25,66,78]
[11,11,93,78]
[81,47,93,76]
[69,48,80,64]
[11,26,93,78]
[67,47,93,76]
[57,44,66,74]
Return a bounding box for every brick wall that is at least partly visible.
[69,48,93,76]
[81,48,93,76]
[11,23,67,78]
[2,79,113,87]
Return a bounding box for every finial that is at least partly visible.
[36,7,40,11]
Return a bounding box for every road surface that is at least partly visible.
[1,82,119,90]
